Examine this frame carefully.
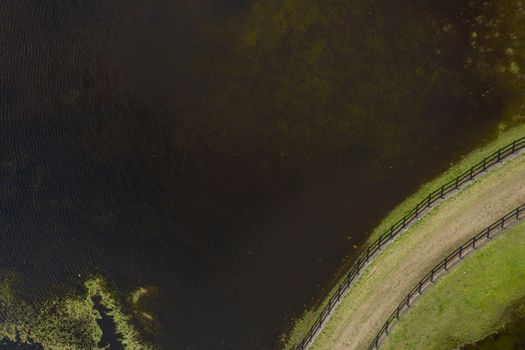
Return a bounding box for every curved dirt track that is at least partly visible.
[311,152,525,350]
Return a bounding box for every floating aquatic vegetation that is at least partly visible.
[130,288,148,306]
[0,273,153,350]
[130,286,160,332]
[464,0,525,83]
[85,277,155,350]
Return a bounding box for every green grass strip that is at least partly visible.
[283,124,525,349]
[368,124,525,243]
[382,220,525,350]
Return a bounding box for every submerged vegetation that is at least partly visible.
[85,278,154,350]
[130,286,159,324]
[0,274,152,350]
[236,0,525,166]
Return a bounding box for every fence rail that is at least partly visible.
[292,136,525,350]
[368,203,525,350]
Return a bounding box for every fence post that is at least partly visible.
[415,203,419,217]
[455,177,459,189]
[469,167,474,180]
[359,203,525,350]
[427,194,431,207]
[390,225,395,238]
[403,216,406,226]
[440,185,444,198]
[512,140,516,152]
[366,246,371,261]
[497,149,501,162]
[482,158,486,171]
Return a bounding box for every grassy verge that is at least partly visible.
[282,123,525,349]
[368,124,525,243]
[310,152,525,349]
[382,220,525,350]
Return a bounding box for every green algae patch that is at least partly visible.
[29,297,102,350]
[382,221,525,350]
[130,286,159,325]
[0,273,102,350]
[0,274,153,350]
[131,288,148,306]
[85,277,154,350]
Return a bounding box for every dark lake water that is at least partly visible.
[1,0,524,349]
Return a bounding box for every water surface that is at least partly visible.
[1,0,524,348]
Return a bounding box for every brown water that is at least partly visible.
[1,0,524,349]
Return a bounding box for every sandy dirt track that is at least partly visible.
[311,152,525,350]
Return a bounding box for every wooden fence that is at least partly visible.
[368,203,525,350]
[292,136,525,350]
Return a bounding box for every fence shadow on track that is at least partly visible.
[292,136,525,350]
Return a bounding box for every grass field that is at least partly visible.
[382,220,525,350]
[283,124,525,349]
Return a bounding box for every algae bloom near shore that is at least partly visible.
[0,274,153,350]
